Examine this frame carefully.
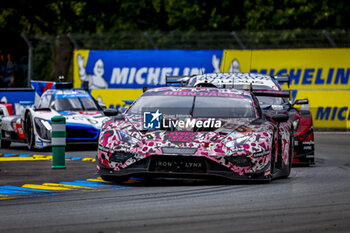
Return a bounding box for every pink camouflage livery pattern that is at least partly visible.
[97,87,292,181]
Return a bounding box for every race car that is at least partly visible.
[293,108,315,164]
[0,102,14,118]
[168,73,315,165]
[97,87,293,182]
[1,83,108,149]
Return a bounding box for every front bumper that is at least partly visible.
[293,138,315,165]
[293,151,315,165]
[97,155,270,181]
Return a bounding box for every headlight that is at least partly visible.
[117,131,139,144]
[293,119,299,131]
[224,134,250,148]
[34,118,52,140]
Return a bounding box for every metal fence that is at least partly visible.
[20,29,350,84]
[68,29,350,50]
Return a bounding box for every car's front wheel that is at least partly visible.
[281,134,294,178]
[25,113,35,150]
[101,175,129,183]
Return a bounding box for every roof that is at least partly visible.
[44,89,89,96]
[188,72,279,90]
[145,86,252,97]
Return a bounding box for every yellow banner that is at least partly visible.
[221,48,350,90]
[295,90,350,128]
[90,89,143,109]
[73,50,90,88]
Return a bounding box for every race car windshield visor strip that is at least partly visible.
[127,96,256,118]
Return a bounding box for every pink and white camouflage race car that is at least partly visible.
[97,87,293,183]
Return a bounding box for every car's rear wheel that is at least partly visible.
[1,132,11,148]
[25,113,35,150]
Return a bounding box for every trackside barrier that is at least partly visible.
[51,116,66,169]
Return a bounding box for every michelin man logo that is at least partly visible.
[229,59,240,73]
[77,54,108,89]
[212,54,221,73]
[212,55,240,73]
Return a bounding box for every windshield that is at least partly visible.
[54,96,99,111]
[127,93,256,118]
[233,84,278,91]
[233,84,285,106]
[257,96,285,105]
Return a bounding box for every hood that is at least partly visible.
[59,110,107,129]
[99,114,274,157]
[31,109,107,129]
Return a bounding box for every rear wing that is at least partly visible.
[252,90,291,100]
[274,75,290,88]
[30,81,74,106]
[165,76,190,86]
[30,81,73,96]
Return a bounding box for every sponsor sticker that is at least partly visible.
[143,110,162,129]
[254,150,269,158]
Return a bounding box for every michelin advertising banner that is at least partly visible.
[221,48,350,90]
[73,49,223,111]
[74,48,350,129]
[221,48,350,129]
[73,49,223,89]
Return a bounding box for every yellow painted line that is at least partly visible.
[22,184,74,191]
[42,183,92,189]
[86,178,112,183]
[0,157,50,161]
[82,158,96,162]
[33,155,48,159]
[0,195,19,200]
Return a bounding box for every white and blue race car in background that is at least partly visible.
[1,82,108,149]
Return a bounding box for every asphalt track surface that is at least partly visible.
[1,132,350,233]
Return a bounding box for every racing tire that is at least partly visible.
[25,113,35,150]
[281,134,294,178]
[101,175,129,183]
[1,137,11,148]
[270,136,276,176]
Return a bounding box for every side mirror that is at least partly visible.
[96,97,106,110]
[143,86,149,93]
[272,114,289,123]
[99,102,107,110]
[103,108,119,117]
[293,99,308,106]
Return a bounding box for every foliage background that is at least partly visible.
[1,0,349,85]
